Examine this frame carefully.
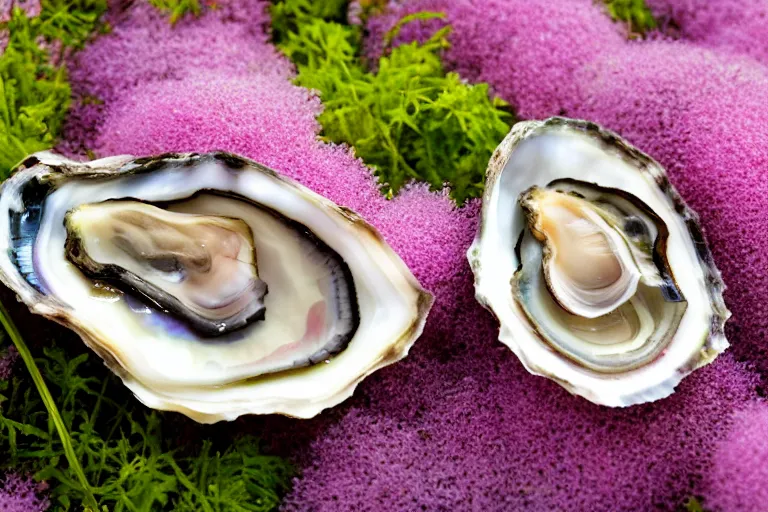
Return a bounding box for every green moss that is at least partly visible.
[270,0,348,44]
[0,310,293,511]
[271,1,514,205]
[37,0,110,48]
[0,1,107,178]
[149,0,202,25]
[603,0,658,36]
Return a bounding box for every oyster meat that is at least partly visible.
[0,152,432,422]
[64,201,270,337]
[468,118,729,406]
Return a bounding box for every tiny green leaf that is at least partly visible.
[149,0,202,25]
[684,497,707,512]
[603,0,658,37]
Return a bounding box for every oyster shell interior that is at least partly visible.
[520,186,644,319]
[0,152,432,422]
[469,118,729,406]
[514,182,687,373]
[65,201,270,337]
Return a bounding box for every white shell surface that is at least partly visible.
[468,118,729,406]
[0,152,432,422]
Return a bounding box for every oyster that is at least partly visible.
[64,201,269,337]
[0,152,432,422]
[468,118,729,406]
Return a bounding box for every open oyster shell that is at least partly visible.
[0,152,432,423]
[468,118,729,406]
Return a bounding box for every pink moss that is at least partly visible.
[62,0,290,156]
[59,0,767,510]
[0,473,49,512]
[647,0,768,65]
[365,0,627,119]
[704,401,768,512]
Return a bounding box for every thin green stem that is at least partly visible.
[0,300,98,510]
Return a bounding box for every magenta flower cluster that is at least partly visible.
[0,473,49,512]
[52,0,768,510]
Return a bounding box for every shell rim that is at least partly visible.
[467,117,730,407]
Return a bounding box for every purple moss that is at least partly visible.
[0,346,17,380]
[0,473,49,512]
[56,0,768,510]
[705,401,768,511]
[61,0,291,156]
[646,0,768,65]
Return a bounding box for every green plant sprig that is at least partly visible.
[271,0,514,205]
[0,302,98,509]
[603,0,658,37]
[0,305,293,510]
[148,0,202,25]
[0,0,107,178]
